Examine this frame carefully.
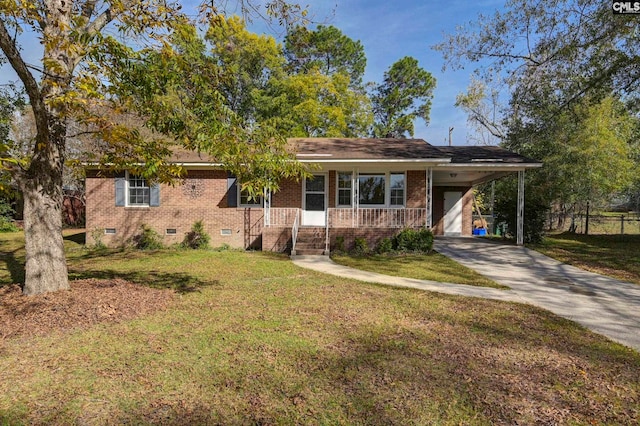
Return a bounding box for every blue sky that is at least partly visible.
[282,0,506,145]
[1,0,507,145]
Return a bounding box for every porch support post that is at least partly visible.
[353,168,358,228]
[264,188,271,227]
[426,167,433,229]
[517,169,525,245]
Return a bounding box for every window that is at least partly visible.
[128,174,150,206]
[337,172,352,207]
[341,172,406,208]
[239,188,263,207]
[358,174,386,205]
[390,173,405,206]
[115,172,159,207]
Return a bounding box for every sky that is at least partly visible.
[277,0,505,145]
[0,0,507,145]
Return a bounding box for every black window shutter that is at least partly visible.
[227,173,238,207]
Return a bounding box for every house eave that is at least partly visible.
[436,162,543,171]
[297,158,451,164]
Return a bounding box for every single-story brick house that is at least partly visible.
[85,138,541,253]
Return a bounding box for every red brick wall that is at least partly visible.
[85,169,263,248]
[328,171,337,208]
[262,227,292,252]
[432,186,473,236]
[86,167,475,250]
[271,178,302,208]
[406,170,426,208]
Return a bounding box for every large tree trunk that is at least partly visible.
[21,175,69,295]
[19,107,70,295]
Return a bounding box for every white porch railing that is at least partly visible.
[327,208,428,228]
[265,207,428,229]
[264,207,299,227]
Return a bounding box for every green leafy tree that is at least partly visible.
[0,0,193,295]
[505,96,637,213]
[437,0,640,229]
[0,2,307,295]
[435,0,640,111]
[370,56,436,138]
[455,77,503,145]
[258,69,372,137]
[103,20,307,195]
[284,25,366,87]
[0,88,25,193]
[261,23,372,137]
[205,15,285,123]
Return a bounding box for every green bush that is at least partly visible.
[0,199,18,232]
[0,217,18,232]
[394,228,434,253]
[494,177,548,244]
[334,236,345,253]
[375,237,394,254]
[353,237,369,255]
[133,224,164,250]
[215,243,231,252]
[89,228,106,250]
[182,220,210,249]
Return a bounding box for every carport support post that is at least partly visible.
[426,167,433,229]
[517,170,525,246]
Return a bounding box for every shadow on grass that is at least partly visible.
[547,232,640,246]
[63,230,86,245]
[69,268,219,294]
[0,247,25,287]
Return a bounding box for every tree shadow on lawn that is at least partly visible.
[0,247,25,287]
[69,269,219,294]
[63,230,86,245]
[90,310,640,425]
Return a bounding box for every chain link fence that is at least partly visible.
[547,212,640,235]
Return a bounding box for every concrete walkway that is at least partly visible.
[292,237,640,352]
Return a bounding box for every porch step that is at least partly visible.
[293,227,327,256]
[293,248,326,256]
[296,227,326,237]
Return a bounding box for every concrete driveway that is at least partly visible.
[434,237,640,352]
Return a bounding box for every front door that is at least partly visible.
[443,191,463,235]
[303,174,327,226]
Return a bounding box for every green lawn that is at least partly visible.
[532,233,640,284]
[331,252,506,289]
[1,230,639,425]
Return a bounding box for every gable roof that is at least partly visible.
[160,137,540,167]
[288,138,448,161]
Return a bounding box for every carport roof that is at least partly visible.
[434,145,540,165]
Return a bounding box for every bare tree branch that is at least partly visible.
[0,20,48,146]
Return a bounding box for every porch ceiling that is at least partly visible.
[432,169,512,186]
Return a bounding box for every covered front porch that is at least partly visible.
[261,168,529,255]
[257,139,541,254]
[263,207,430,255]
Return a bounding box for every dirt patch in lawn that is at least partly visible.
[0,279,175,339]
